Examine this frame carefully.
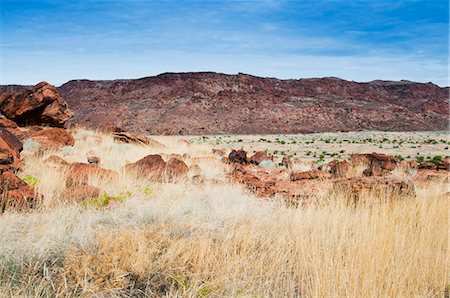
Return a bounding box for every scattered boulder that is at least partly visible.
[113,131,165,147]
[0,82,73,127]
[249,151,273,165]
[163,158,189,182]
[44,155,70,168]
[0,127,22,172]
[320,160,350,178]
[124,154,166,181]
[228,149,248,164]
[87,151,100,165]
[0,171,39,212]
[66,163,118,186]
[351,153,398,171]
[27,127,75,149]
[60,185,103,203]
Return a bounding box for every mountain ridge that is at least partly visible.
[1,72,448,134]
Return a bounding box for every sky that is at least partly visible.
[1,0,448,86]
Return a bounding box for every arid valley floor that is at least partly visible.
[0,128,448,297]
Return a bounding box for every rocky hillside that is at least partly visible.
[2,72,449,134]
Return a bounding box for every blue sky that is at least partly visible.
[1,0,448,86]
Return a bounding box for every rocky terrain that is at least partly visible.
[1,72,448,134]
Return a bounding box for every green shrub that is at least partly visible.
[21,176,40,188]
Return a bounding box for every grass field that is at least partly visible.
[0,129,448,297]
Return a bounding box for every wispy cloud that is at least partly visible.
[1,0,448,86]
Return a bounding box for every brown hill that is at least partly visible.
[2,72,449,134]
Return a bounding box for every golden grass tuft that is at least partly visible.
[0,129,448,297]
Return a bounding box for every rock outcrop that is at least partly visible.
[24,72,447,134]
[0,82,73,127]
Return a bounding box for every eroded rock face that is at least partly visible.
[47,73,449,134]
[0,82,73,127]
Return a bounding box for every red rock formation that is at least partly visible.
[35,72,448,134]
[0,82,73,127]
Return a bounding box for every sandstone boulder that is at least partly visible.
[28,127,75,149]
[0,128,22,172]
[163,158,189,182]
[0,82,73,127]
[0,171,39,212]
[124,154,166,181]
[228,149,248,164]
[320,160,350,178]
[249,151,273,165]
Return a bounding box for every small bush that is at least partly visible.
[21,176,40,188]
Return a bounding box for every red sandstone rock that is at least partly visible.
[27,127,75,149]
[321,160,350,178]
[0,128,22,172]
[45,73,449,134]
[249,151,273,165]
[163,158,189,182]
[44,155,70,168]
[0,82,73,127]
[0,171,39,212]
[228,149,248,164]
[124,154,166,181]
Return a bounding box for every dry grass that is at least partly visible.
[0,129,448,297]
